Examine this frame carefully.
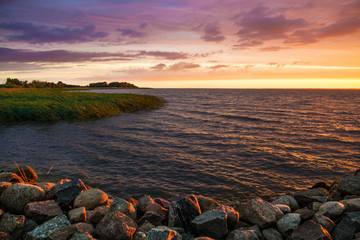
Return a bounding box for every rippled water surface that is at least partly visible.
[1,89,359,202]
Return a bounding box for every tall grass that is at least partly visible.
[0,89,165,122]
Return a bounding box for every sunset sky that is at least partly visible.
[0,0,359,88]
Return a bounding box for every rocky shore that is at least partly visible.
[0,166,359,240]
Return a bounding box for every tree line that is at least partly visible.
[0,78,139,89]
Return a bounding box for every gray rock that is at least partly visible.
[27,215,70,240]
[244,198,283,228]
[0,213,25,240]
[340,198,360,212]
[261,228,283,240]
[146,203,168,217]
[294,207,314,221]
[216,205,239,230]
[70,232,95,240]
[274,204,291,214]
[272,195,299,211]
[191,210,227,239]
[338,175,360,195]
[56,179,86,208]
[312,214,335,232]
[48,225,77,240]
[318,201,345,219]
[276,213,301,238]
[293,188,329,207]
[0,182,12,195]
[331,214,356,240]
[1,183,45,213]
[169,195,202,232]
[68,207,86,223]
[138,195,156,213]
[154,198,170,209]
[23,219,38,233]
[95,210,138,240]
[111,198,137,220]
[196,196,220,213]
[193,237,214,240]
[146,227,182,240]
[15,165,38,184]
[25,200,63,224]
[138,211,165,226]
[36,182,56,201]
[74,189,108,210]
[0,232,12,240]
[287,220,331,240]
[0,172,23,183]
[89,205,110,225]
[238,226,263,240]
[226,229,259,240]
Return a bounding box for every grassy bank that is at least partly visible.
[0,89,165,122]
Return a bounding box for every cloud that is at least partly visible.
[151,63,167,70]
[169,62,201,71]
[0,22,108,44]
[117,28,147,38]
[201,23,226,42]
[209,64,230,69]
[138,51,188,60]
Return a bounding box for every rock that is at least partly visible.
[331,211,360,240]
[287,220,331,240]
[318,201,345,219]
[70,232,95,240]
[48,225,77,240]
[154,198,170,209]
[73,222,94,234]
[0,172,23,183]
[36,182,56,200]
[196,196,221,213]
[261,228,283,240]
[193,238,214,240]
[340,198,360,212]
[24,219,38,233]
[137,221,155,234]
[138,211,165,226]
[0,182,12,195]
[312,202,324,212]
[15,165,38,184]
[226,229,259,240]
[74,189,108,210]
[276,213,301,238]
[68,207,86,223]
[0,213,25,240]
[27,215,70,240]
[293,188,329,207]
[169,195,202,232]
[272,195,299,211]
[1,183,45,213]
[238,226,263,240]
[191,210,227,239]
[146,227,181,240]
[95,211,138,240]
[56,179,86,208]
[274,204,291,214]
[146,203,168,217]
[138,195,156,213]
[89,205,110,225]
[338,175,360,195]
[243,198,283,228]
[313,214,335,232]
[0,232,12,240]
[216,205,239,230]
[25,200,63,224]
[294,207,314,221]
[111,198,137,221]
[134,231,146,240]
[312,182,329,190]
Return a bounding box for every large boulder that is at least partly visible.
[89,205,111,225]
[331,211,360,240]
[56,179,86,208]
[191,210,228,239]
[138,211,165,226]
[111,198,137,220]
[27,215,71,240]
[0,213,25,240]
[169,195,202,232]
[196,196,220,213]
[73,188,108,210]
[243,198,283,228]
[226,229,259,240]
[276,213,301,238]
[95,211,138,240]
[1,183,45,213]
[272,195,299,211]
[318,201,345,219]
[24,200,63,224]
[15,165,38,184]
[312,214,335,232]
[138,195,156,213]
[293,188,329,207]
[261,228,283,240]
[36,182,56,200]
[287,220,331,240]
[337,175,360,195]
[294,207,314,221]
[68,207,86,223]
[216,205,239,230]
[340,198,360,212]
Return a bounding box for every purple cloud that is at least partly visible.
[117,28,147,38]
[0,22,108,44]
[151,63,167,70]
[201,23,226,42]
[137,51,188,60]
[169,62,201,71]
[209,64,230,69]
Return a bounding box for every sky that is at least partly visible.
[0,0,359,88]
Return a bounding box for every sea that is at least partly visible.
[0,89,359,202]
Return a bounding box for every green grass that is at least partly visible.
[0,89,165,122]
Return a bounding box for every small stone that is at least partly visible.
[68,207,86,223]
[244,198,282,228]
[15,165,38,184]
[56,179,87,208]
[312,202,323,212]
[276,213,301,238]
[1,183,45,214]
[70,232,95,240]
[338,175,360,195]
[191,210,228,239]
[74,189,108,210]
[0,213,25,240]
[318,201,345,219]
[274,204,291,214]
[272,195,299,211]
[216,205,239,230]
[25,200,63,224]
[312,214,335,232]
[89,205,111,225]
[287,220,331,240]
[340,198,360,212]
[95,211,138,240]
[226,229,259,240]
[27,215,71,240]
[262,228,283,240]
[111,198,137,221]
[294,207,314,221]
[197,196,221,213]
[146,227,181,240]
[0,172,23,183]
